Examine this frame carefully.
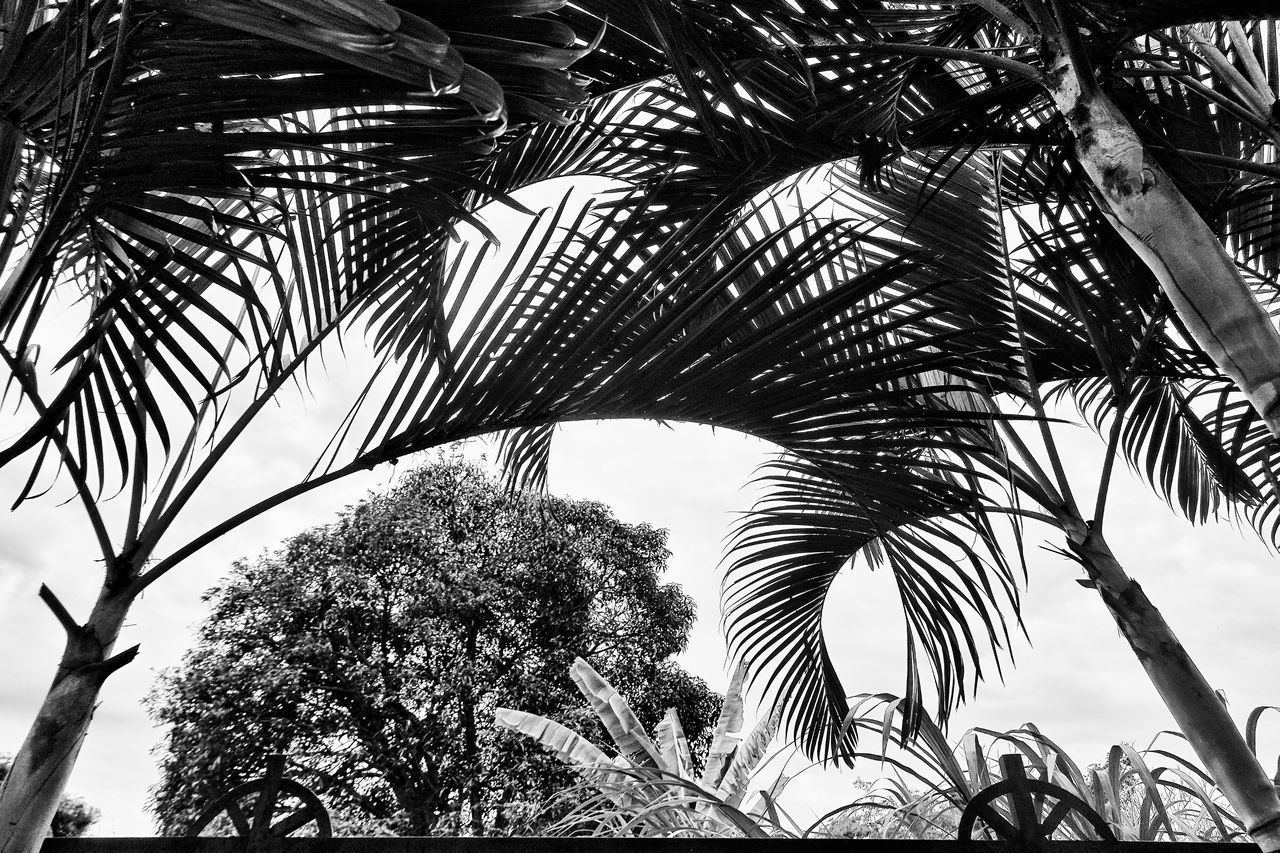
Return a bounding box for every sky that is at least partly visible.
[3,411,1280,835]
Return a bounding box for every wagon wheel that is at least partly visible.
[186,754,332,840]
[958,754,1116,845]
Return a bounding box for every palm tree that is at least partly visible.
[519,4,1280,848]
[0,0,659,845]
[3,3,1279,850]
[0,3,1035,843]
[473,4,1280,848]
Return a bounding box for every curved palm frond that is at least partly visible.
[723,438,1026,761]
[0,0,631,505]
[620,2,1280,412]
[326,181,1022,465]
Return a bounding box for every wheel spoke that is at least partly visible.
[271,806,318,837]
[251,755,287,834]
[975,802,1020,840]
[1040,799,1074,838]
[223,801,252,836]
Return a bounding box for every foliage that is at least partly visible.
[497,658,784,838]
[0,0,650,842]
[0,759,98,838]
[147,457,718,837]
[8,0,1280,842]
[814,695,1278,842]
[485,3,1280,777]
[515,691,1279,843]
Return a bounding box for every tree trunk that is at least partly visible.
[0,584,136,853]
[1067,523,1280,850]
[1019,9,1280,846]
[1039,28,1280,436]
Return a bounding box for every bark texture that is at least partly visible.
[1067,524,1280,851]
[0,587,135,853]
[1042,38,1280,436]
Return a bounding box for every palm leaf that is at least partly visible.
[0,0,615,506]
[725,438,1025,761]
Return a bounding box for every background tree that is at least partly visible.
[0,761,97,838]
[147,458,719,837]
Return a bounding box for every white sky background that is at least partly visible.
[3,187,1280,834]
[3,416,1280,834]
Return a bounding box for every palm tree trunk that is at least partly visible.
[1035,17,1280,437]
[1014,7,1280,845]
[1066,522,1280,850]
[0,584,136,853]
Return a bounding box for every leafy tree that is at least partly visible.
[0,760,97,838]
[147,458,719,837]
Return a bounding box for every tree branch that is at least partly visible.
[38,584,82,640]
[965,0,1035,40]
[82,644,140,684]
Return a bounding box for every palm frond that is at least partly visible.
[0,0,608,507]
[724,443,1025,761]
[495,424,555,493]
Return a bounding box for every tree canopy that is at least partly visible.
[147,457,719,836]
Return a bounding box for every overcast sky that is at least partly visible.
[3,410,1280,835]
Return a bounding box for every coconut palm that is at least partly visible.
[482,4,1280,848]
[0,1,1039,834]
[0,112,1034,851]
